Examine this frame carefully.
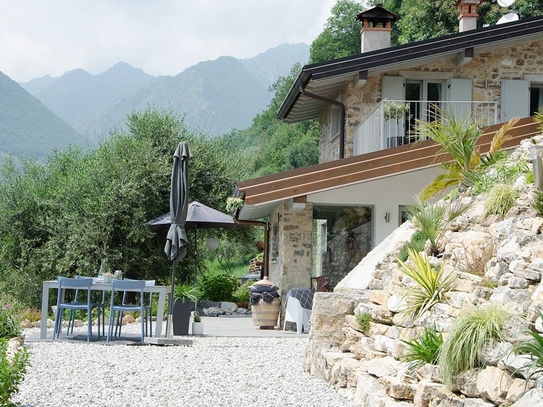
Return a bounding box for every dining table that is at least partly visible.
[39,279,168,340]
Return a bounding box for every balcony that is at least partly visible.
[353,100,499,156]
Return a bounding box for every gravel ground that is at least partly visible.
[13,325,358,407]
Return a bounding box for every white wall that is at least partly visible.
[307,167,441,246]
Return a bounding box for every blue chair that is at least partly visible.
[53,277,95,342]
[67,276,106,337]
[117,279,155,338]
[107,279,146,343]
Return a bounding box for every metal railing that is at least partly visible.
[353,100,499,156]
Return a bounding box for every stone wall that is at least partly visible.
[306,138,543,406]
[268,201,314,300]
[319,40,543,163]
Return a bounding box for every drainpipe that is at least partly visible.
[233,215,270,278]
[300,85,346,159]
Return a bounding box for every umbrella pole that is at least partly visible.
[167,260,176,338]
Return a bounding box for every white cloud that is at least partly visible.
[0,0,338,82]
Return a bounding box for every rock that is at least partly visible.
[367,356,401,378]
[382,376,416,400]
[507,378,529,403]
[353,374,387,406]
[413,381,446,407]
[428,386,464,407]
[476,366,513,403]
[330,357,364,389]
[511,388,543,407]
[455,368,482,397]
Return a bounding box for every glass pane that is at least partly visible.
[312,205,373,290]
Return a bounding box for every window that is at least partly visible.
[330,107,341,140]
[398,205,410,226]
[312,205,373,290]
[530,85,543,116]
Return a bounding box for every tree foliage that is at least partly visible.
[377,0,543,45]
[309,0,364,64]
[0,107,251,309]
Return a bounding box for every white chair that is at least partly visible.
[283,296,307,334]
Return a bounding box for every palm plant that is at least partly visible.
[397,248,456,321]
[416,108,518,201]
[408,196,470,255]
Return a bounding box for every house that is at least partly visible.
[232,1,543,297]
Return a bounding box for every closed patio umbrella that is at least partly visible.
[164,142,192,338]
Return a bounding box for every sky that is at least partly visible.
[0,0,338,83]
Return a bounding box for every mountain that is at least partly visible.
[0,71,88,162]
[21,62,155,126]
[21,43,310,140]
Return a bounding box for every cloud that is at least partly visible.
[0,0,337,82]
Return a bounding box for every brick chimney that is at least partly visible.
[356,4,398,53]
[455,0,482,32]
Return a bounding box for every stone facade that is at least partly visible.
[268,201,313,302]
[305,138,543,406]
[320,40,543,163]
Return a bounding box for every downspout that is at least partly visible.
[233,215,270,278]
[300,85,346,159]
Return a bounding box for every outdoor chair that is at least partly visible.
[67,275,106,337]
[116,279,155,338]
[53,277,96,342]
[107,279,146,343]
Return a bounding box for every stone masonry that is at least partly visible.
[306,136,543,406]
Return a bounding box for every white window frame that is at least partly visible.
[330,107,341,141]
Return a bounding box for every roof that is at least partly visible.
[234,117,539,220]
[277,15,543,124]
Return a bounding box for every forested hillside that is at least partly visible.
[0,72,88,162]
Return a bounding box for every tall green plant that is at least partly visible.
[439,304,512,388]
[408,196,470,255]
[416,109,517,200]
[510,310,543,382]
[397,248,455,320]
[401,326,443,370]
[0,338,29,406]
[483,183,518,218]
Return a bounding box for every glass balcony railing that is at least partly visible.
[353,100,499,156]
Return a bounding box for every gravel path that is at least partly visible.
[13,326,357,407]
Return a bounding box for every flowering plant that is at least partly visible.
[0,305,22,339]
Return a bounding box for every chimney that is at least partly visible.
[455,0,481,32]
[355,4,398,53]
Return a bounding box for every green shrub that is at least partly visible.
[232,282,252,303]
[532,189,543,217]
[398,230,428,262]
[401,326,443,370]
[199,273,240,302]
[468,155,526,195]
[510,310,543,382]
[397,248,455,320]
[0,338,29,406]
[484,183,518,218]
[356,311,372,334]
[439,304,512,388]
[0,305,22,340]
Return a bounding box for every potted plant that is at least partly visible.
[192,311,204,335]
[172,284,200,336]
[383,101,410,147]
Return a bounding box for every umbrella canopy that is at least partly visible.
[146,201,241,231]
[164,142,191,337]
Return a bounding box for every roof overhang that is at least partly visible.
[234,117,539,221]
[278,15,543,124]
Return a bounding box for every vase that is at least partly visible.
[192,321,204,335]
[172,298,192,335]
